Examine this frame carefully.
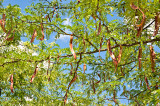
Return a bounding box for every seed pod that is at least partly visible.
[107,39,118,72]
[118,45,123,63]
[92,80,95,93]
[138,47,142,69]
[121,67,125,76]
[150,46,156,72]
[145,76,150,90]
[2,14,5,24]
[10,74,14,93]
[6,30,15,41]
[99,37,103,63]
[130,3,145,28]
[130,3,139,10]
[83,64,86,73]
[0,14,7,33]
[153,13,159,36]
[103,72,106,82]
[39,23,44,41]
[97,21,101,36]
[69,34,76,60]
[30,66,38,83]
[30,29,37,43]
[136,9,145,28]
[136,27,143,37]
[45,15,48,19]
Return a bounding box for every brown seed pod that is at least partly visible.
[99,37,103,63]
[136,9,145,28]
[145,76,150,90]
[30,66,38,83]
[138,47,142,69]
[69,34,76,60]
[83,64,86,73]
[121,67,125,76]
[97,21,101,36]
[150,46,156,72]
[10,74,14,93]
[39,23,44,41]
[130,2,146,37]
[6,30,15,41]
[30,29,37,43]
[92,80,95,93]
[130,3,139,10]
[153,13,159,36]
[0,14,7,33]
[118,45,123,63]
[107,39,118,67]
[107,39,120,72]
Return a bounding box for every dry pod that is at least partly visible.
[107,39,118,68]
[107,39,123,72]
[145,76,150,90]
[130,3,145,28]
[150,46,156,72]
[130,2,146,37]
[39,23,44,41]
[0,14,7,33]
[153,13,160,36]
[6,30,15,41]
[118,45,123,63]
[30,66,38,83]
[138,47,142,69]
[69,34,76,60]
[97,21,101,36]
[10,74,14,93]
[83,64,86,73]
[30,29,37,43]
[92,80,95,93]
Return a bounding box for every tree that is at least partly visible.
[0,0,160,105]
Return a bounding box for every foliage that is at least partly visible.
[0,0,160,105]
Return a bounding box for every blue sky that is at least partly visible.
[2,0,71,48]
[2,0,150,105]
[2,0,123,48]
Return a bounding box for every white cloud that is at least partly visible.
[63,18,72,26]
[57,18,71,41]
[58,29,70,41]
